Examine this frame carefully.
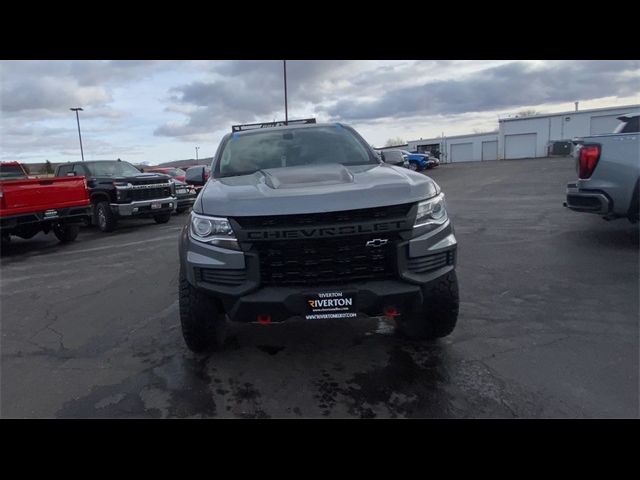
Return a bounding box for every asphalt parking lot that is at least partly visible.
[1,157,638,418]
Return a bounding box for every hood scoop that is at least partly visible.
[260,163,355,189]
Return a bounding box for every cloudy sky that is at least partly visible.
[1,60,638,165]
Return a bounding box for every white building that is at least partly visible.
[405,104,639,162]
[498,104,639,159]
[407,131,499,162]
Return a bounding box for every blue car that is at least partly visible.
[400,150,431,171]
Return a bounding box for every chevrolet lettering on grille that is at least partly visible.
[242,220,407,241]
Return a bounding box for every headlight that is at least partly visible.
[190,212,239,250]
[414,193,447,227]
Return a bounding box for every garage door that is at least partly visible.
[450,143,473,162]
[505,133,536,159]
[590,114,622,135]
[481,141,498,161]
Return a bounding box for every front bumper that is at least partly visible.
[222,279,426,323]
[110,196,177,217]
[564,182,612,215]
[176,193,197,210]
[180,218,457,323]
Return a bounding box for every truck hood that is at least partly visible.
[94,173,170,183]
[195,163,439,217]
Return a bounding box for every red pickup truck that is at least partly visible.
[1,162,91,243]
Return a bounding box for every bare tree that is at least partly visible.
[385,137,406,147]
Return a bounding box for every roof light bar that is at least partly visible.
[231,118,316,132]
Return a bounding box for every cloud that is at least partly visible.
[0,60,178,116]
[154,60,363,138]
[321,60,640,121]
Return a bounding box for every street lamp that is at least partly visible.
[70,107,85,161]
[283,60,288,124]
[195,146,200,162]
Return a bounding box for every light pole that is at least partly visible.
[283,60,288,124]
[70,107,85,161]
[195,146,200,162]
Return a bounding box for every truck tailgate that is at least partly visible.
[0,177,90,217]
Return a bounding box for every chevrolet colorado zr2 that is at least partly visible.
[178,119,459,352]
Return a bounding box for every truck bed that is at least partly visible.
[0,176,90,217]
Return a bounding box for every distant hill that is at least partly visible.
[157,158,213,169]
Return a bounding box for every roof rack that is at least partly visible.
[231,118,316,132]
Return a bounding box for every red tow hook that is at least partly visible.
[383,307,399,319]
[257,314,272,325]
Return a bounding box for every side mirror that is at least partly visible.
[185,166,206,186]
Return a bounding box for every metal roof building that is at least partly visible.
[405,103,640,162]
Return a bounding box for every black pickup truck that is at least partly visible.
[54,159,177,232]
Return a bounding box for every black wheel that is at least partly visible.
[396,270,459,340]
[95,201,117,232]
[154,212,172,224]
[175,207,189,214]
[179,267,226,352]
[408,162,418,171]
[53,224,80,243]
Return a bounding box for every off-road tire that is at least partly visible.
[53,224,80,243]
[179,268,226,353]
[154,212,172,224]
[95,201,117,232]
[408,162,418,171]
[396,270,459,340]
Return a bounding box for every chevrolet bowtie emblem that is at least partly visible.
[366,238,388,248]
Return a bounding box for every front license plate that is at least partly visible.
[151,202,161,210]
[305,291,358,320]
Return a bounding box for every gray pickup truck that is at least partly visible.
[565,112,639,222]
[178,119,459,352]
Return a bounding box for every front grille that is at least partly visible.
[256,235,397,286]
[234,203,414,229]
[197,268,246,286]
[407,250,455,274]
[128,187,172,202]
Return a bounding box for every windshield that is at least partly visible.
[0,164,27,180]
[613,115,639,134]
[216,125,378,178]
[85,161,142,177]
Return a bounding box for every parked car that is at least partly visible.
[564,112,639,223]
[178,119,458,352]
[400,150,432,171]
[174,180,197,214]
[143,166,187,183]
[1,161,91,243]
[54,159,177,232]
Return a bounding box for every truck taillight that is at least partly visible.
[578,144,601,179]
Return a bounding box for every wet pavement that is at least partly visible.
[1,157,638,418]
